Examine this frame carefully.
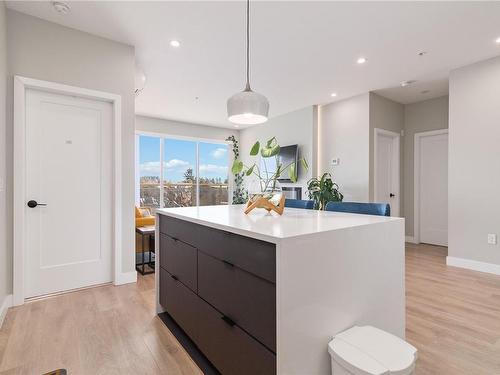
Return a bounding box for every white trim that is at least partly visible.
[373,128,400,216]
[114,271,138,285]
[135,129,231,145]
[0,294,13,329]
[413,129,448,244]
[447,256,500,276]
[405,236,418,244]
[13,76,125,305]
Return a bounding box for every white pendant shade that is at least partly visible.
[227,89,269,125]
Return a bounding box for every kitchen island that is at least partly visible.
[155,205,405,375]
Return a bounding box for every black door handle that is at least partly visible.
[389,193,395,198]
[221,315,236,327]
[27,200,47,208]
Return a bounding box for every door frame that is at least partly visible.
[373,128,400,216]
[13,76,123,305]
[413,128,448,244]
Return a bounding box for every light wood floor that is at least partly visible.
[1,243,500,374]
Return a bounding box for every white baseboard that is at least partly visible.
[114,271,137,285]
[446,256,500,276]
[0,294,13,329]
[405,236,418,244]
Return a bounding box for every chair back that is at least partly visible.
[325,202,391,216]
[285,199,315,210]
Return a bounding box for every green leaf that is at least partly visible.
[246,164,255,176]
[250,141,260,156]
[260,137,280,158]
[261,144,280,158]
[288,163,298,183]
[231,160,243,174]
[300,158,309,170]
[266,137,277,148]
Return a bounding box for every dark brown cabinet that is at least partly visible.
[198,251,276,351]
[160,234,197,292]
[159,215,276,375]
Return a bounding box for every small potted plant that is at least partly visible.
[307,173,343,210]
[231,137,308,215]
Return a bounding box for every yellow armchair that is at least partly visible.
[135,206,155,227]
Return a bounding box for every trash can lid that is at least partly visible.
[328,326,417,375]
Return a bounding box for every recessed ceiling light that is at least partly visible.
[357,57,367,64]
[52,1,70,14]
[496,36,500,44]
[330,93,337,97]
[170,40,181,48]
[401,80,417,87]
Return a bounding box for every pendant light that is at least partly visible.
[227,0,269,125]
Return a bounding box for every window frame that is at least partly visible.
[135,130,233,209]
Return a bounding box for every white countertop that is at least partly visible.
[156,204,403,242]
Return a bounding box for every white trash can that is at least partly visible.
[328,326,417,375]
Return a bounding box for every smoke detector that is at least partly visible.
[52,2,70,15]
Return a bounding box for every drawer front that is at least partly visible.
[160,215,276,282]
[161,268,199,343]
[160,234,197,292]
[198,251,276,351]
[196,294,276,375]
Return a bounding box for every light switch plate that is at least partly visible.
[487,234,497,245]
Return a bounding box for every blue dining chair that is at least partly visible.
[285,199,315,209]
[325,202,391,216]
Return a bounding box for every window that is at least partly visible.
[199,142,229,206]
[138,135,161,209]
[163,139,197,208]
[136,135,229,208]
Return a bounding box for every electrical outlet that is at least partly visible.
[487,234,497,245]
[332,158,340,166]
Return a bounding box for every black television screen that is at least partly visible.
[261,145,299,182]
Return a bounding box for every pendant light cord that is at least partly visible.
[245,0,251,91]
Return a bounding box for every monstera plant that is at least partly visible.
[231,137,308,211]
[307,173,343,210]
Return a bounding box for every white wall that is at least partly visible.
[239,106,316,199]
[448,56,500,267]
[6,11,136,278]
[403,96,449,237]
[319,94,370,202]
[369,93,404,205]
[136,115,237,141]
[0,2,9,312]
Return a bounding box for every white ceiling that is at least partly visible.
[6,1,500,127]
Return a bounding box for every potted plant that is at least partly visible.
[307,173,343,210]
[231,137,308,214]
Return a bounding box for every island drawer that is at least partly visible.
[160,268,199,345]
[198,251,276,351]
[160,215,276,283]
[196,292,276,375]
[160,234,197,292]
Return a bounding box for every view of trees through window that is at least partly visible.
[138,135,229,209]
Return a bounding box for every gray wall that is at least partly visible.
[6,10,136,276]
[239,106,316,199]
[369,93,404,206]
[136,115,237,141]
[319,94,370,202]
[0,2,8,307]
[403,96,449,236]
[449,56,500,264]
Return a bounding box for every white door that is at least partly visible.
[375,129,400,216]
[25,89,113,298]
[418,132,448,246]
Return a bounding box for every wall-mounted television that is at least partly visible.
[261,144,299,183]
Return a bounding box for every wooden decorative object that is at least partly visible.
[245,195,285,215]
